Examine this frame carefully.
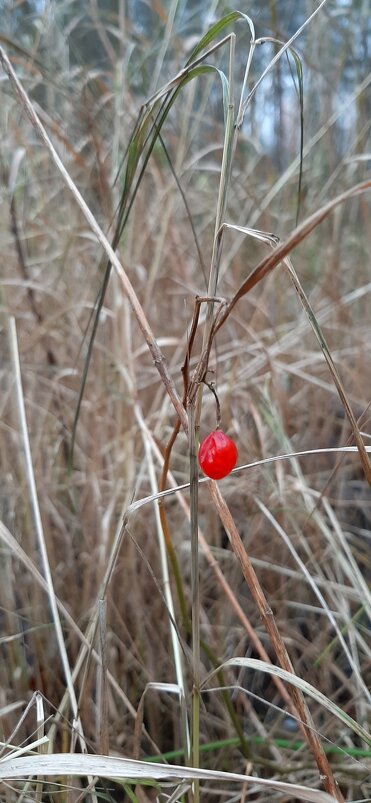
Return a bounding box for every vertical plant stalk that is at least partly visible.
[35,693,45,803]
[137,406,190,762]
[207,480,344,803]
[7,319,86,751]
[188,403,200,803]
[195,34,236,421]
[194,15,255,391]
[98,599,109,756]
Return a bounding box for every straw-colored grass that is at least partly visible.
[0,2,370,802]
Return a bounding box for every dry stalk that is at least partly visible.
[207,480,344,803]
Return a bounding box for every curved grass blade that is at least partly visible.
[0,753,337,803]
[255,37,304,225]
[240,0,327,122]
[287,48,304,225]
[185,11,254,67]
[202,658,371,747]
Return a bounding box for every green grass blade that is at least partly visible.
[185,12,247,66]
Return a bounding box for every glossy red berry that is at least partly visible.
[198,430,238,480]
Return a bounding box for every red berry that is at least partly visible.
[198,430,238,480]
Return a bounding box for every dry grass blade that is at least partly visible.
[0,45,188,436]
[97,600,109,756]
[0,738,49,762]
[216,179,371,323]
[254,497,371,704]
[136,406,190,760]
[213,180,371,482]
[0,694,46,761]
[203,658,371,747]
[285,259,371,485]
[0,519,153,743]
[217,220,370,485]
[207,480,344,803]
[0,753,338,803]
[34,694,45,803]
[125,446,371,514]
[133,682,184,762]
[7,318,83,744]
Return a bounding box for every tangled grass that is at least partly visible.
[0,2,370,801]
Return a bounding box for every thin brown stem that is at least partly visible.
[208,480,344,803]
[202,381,221,429]
[187,300,228,407]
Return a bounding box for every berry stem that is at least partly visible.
[203,380,221,429]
